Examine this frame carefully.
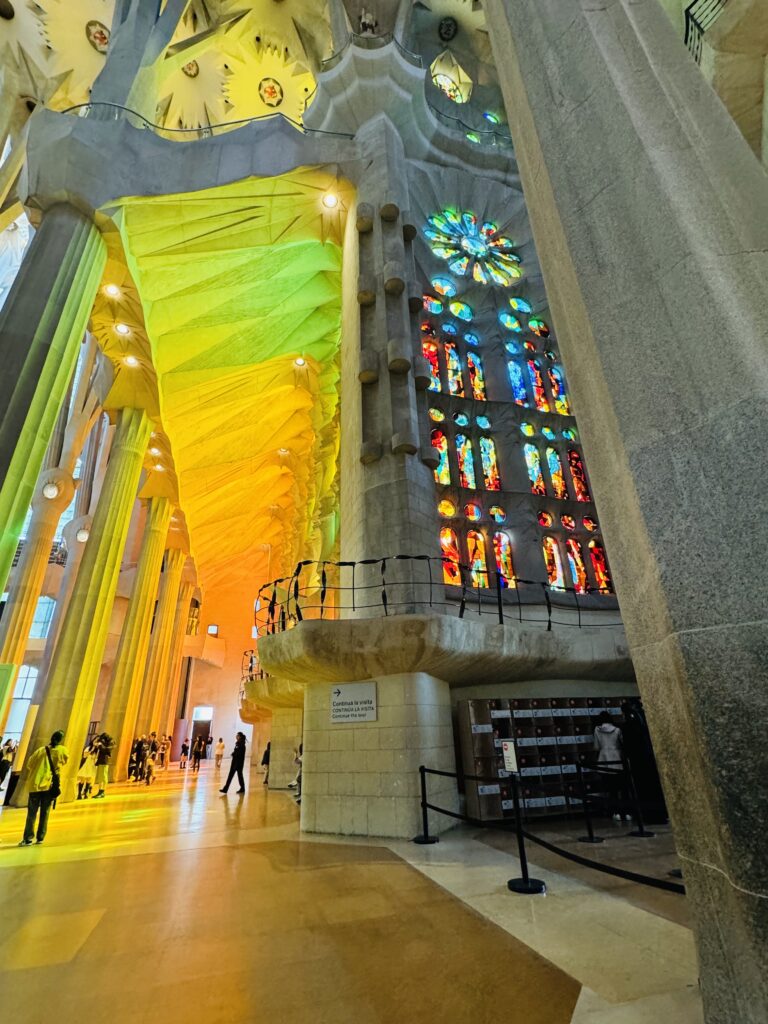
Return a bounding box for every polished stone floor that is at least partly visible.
[0,763,703,1023]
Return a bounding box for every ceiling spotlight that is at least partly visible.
[115,323,131,336]
[294,357,306,367]
[104,284,121,298]
[76,528,90,543]
[149,446,161,456]
[321,193,338,209]
[154,464,164,472]
[42,482,59,500]
[124,355,139,367]
[277,447,290,456]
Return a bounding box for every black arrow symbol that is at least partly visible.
[333,688,341,696]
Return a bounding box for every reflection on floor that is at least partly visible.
[0,764,703,1023]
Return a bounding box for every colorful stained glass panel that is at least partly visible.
[566,538,588,594]
[527,359,550,412]
[445,343,464,397]
[543,536,565,589]
[467,352,487,401]
[589,540,612,592]
[524,444,546,495]
[438,499,456,517]
[508,361,528,405]
[467,530,488,588]
[546,447,568,500]
[479,436,501,490]
[423,340,441,392]
[548,365,571,415]
[431,429,450,485]
[456,433,476,489]
[493,532,516,589]
[568,449,591,502]
[440,527,462,585]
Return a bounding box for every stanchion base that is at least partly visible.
[412,835,440,845]
[578,836,604,844]
[508,877,546,895]
[668,868,683,879]
[628,830,655,839]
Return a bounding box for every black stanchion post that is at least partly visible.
[576,761,604,844]
[507,773,546,895]
[624,757,655,839]
[412,765,439,845]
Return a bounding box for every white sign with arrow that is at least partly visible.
[330,682,378,723]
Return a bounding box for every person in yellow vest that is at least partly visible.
[19,730,69,847]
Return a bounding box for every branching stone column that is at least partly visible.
[484,1,768,1018]
[101,496,171,780]
[135,547,185,737]
[16,407,151,804]
[0,204,106,594]
[158,579,194,738]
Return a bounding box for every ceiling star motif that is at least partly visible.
[38,0,116,109]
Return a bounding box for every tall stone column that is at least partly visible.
[158,579,194,738]
[0,204,106,594]
[100,496,172,780]
[484,1,768,1019]
[17,407,151,803]
[135,547,185,737]
[0,468,75,735]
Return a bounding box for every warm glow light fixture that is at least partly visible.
[42,482,59,499]
[76,528,90,543]
[321,193,338,209]
[277,447,290,455]
[124,355,139,367]
[154,463,164,472]
[115,323,131,336]
[294,357,306,367]
[149,446,161,456]
[104,284,121,298]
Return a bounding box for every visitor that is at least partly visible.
[133,735,148,781]
[165,734,173,769]
[92,732,114,798]
[19,730,68,846]
[220,732,247,795]
[288,746,301,790]
[261,741,270,785]
[294,744,302,805]
[145,750,156,785]
[191,736,204,772]
[206,734,213,759]
[214,737,225,769]
[0,738,15,789]
[158,735,168,770]
[180,738,189,770]
[76,741,98,799]
[593,712,627,821]
[148,732,159,758]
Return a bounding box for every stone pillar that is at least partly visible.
[135,547,185,737]
[17,407,151,804]
[0,468,75,735]
[268,708,304,789]
[100,496,171,780]
[328,0,351,53]
[0,204,106,594]
[484,1,768,1019]
[158,579,194,738]
[301,673,456,838]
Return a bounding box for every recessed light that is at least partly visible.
[154,464,164,472]
[76,528,90,543]
[115,323,131,336]
[277,447,290,456]
[42,482,59,499]
[104,284,121,298]
[321,193,338,209]
[149,446,161,456]
[124,355,139,367]
[294,357,306,367]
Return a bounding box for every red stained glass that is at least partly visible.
[492,532,516,589]
[527,359,550,412]
[566,538,587,594]
[423,340,441,392]
[440,527,462,585]
[467,530,489,588]
[589,540,613,593]
[567,449,591,502]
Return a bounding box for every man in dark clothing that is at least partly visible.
[220,733,247,795]
[134,735,148,783]
[92,732,114,798]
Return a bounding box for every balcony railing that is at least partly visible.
[254,555,622,637]
[684,0,730,63]
[12,538,67,569]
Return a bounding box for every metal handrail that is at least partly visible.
[321,31,422,71]
[254,554,621,637]
[684,0,730,63]
[425,98,514,149]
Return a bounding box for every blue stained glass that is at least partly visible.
[431,276,456,298]
[505,341,521,355]
[499,312,522,332]
[441,322,458,335]
[507,361,528,405]
[464,332,480,346]
[476,415,491,429]
[509,297,532,314]
[453,412,469,426]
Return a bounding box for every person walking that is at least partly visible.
[220,733,247,795]
[76,742,98,799]
[214,737,225,769]
[19,730,69,846]
[92,732,114,798]
[191,736,204,772]
[133,735,148,782]
[261,741,270,785]
[0,739,15,789]
[593,712,626,820]
[180,738,189,770]
[158,735,168,770]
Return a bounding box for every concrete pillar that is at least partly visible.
[16,407,151,804]
[483,1,768,1019]
[100,496,171,780]
[135,547,185,737]
[268,708,304,789]
[0,469,75,734]
[0,204,106,594]
[328,0,351,52]
[158,579,194,738]
[301,673,456,838]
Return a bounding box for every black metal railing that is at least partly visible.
[425,98,514,150]
[684,0,730,63]
[321,31,423,72]
[241,649,268,683]
[254,555,621,637]
[12,538,67,568]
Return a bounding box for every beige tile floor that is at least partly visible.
[0,763,703,1023]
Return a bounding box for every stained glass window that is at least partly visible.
[589,540,612,592]
[529,317,550,338]
[538,510,553,527]
[508,361,528,405]
[440,527,462,585]
[490,505,506,523]
[464,332,480,346]
[431,277,456,297]
[467,352,487,401]
[431,429,450,485]
[542,426,556,440]
[524,341,536,353]
[421,321,436,338]
[562,428,577,441]
[499,311,522,332]
[423,296,442,315]
[449,300,473,321]
[583,516,597,531]
[438,499,456,517]
[493,532,516,588]
[456,433,476,489]
[442,322,458,335]
[423,340,441,392]
[509,297,532,314]
[467,530,489,588]
[543,536,565,589]
[445,342,464,396]
[464,502,482,521]
[520,422,535,436]
[561,514,575,531]
[479,437,501,490]
[548,365,571,416]
[505,341,521,355]
[454,412,469,426]
[429,407,445,422]
[567,449,591,502]
[483,111,500,124]
[424,209,522,286]
[566,538,588,594]
[546,447,568,500]
[544,350,556,361]
[527,359,550,412]
[524,443,546,495]
[476,415,491,429]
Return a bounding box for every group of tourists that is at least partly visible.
[128,732,173,784]
[75,732,114,799]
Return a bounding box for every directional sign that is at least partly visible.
[501,739,519,774]
[330,682,378,723]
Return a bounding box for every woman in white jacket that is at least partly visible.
[593,713,629,820]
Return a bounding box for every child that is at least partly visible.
[180,738,189,770]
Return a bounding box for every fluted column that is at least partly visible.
[16,407,151,804]
[0,468,75,735]
[158,580,194,737]
[101,496,172,780]
[135,547,185,737]
[0,204,106,594]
